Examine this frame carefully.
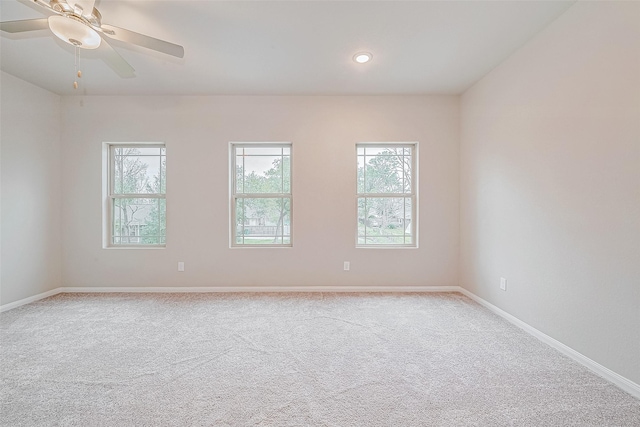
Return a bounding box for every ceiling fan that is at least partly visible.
[0,0,184,79]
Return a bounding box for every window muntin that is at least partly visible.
[357,144,416,247]
[231,144,292,247]
[109,145,166,246]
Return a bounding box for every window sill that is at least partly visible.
[103,246,166,250]
[356,245,418,249]
[229,245,293,249]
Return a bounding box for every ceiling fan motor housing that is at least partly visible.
[48,15,101,49]
[2,0,184,79]
[49,0,101,27]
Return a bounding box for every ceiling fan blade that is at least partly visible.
[33,0,60,14]
[99,39,135,78]
[101,24,184,58]
[0,18,49,33]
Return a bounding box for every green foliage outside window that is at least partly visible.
[112,147,166,245]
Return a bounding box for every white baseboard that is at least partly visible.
[0,288,61,313]
[59,285,460,294]
[3,284,637,400]
[0,285,459,312]
[458,288,640,400]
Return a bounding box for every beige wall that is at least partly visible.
[460,1,640,384]
[0,71,62,305]
[60,95,460,289]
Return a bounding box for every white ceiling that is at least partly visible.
[0,0,575,96]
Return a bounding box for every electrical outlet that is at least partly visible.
[500,277,507,291]
[344,261,350,271]
[178,262,185,272]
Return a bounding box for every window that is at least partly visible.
[231,143,292,247]
[108,144,166,246]
[357,143,417,247]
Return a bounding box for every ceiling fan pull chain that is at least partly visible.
[73,46,78,89]
[77,46,82,79]
[73,45,81,90]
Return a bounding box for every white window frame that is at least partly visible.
[356,142,418,248]
[104,143,166,248]
[230,142,293,248]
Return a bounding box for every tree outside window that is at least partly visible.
[232,144,292,246]
[357,144,416,247]
[110,145,166,246]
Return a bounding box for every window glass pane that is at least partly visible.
[238,155,283,193]
[357,196,410,245]
[357,144,415,247]
[235,198,245,244]
[132,147,162,156]
[114,153,123,194]
[244,155,279,176]
[109,144,166,247]
[159,156,166,194]
[357,155,365,194]
[140,198,166,245]
[404,149,413,192]
[243,147,283,156]
[234,146,291,195]
[360,147,412,195]
[112,197,166,245]
[358,197,413,244]
[235,197,291,245]
[281,155,291,193]
[235,155,244,193]
[113,148,164,194]
[364,147,387,156]
[404,197,413,244]
[232,144,292,246]
[366,236,404,245]
[365,156,401,194]
[357,197,367,239]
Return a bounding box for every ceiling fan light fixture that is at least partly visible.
[48,15,101,49]
[353,52,372,64]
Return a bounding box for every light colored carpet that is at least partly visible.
[1,292,638,426]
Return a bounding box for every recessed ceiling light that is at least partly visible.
[353,52,372,64]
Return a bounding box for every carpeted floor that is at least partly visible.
[1,292,638,426]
